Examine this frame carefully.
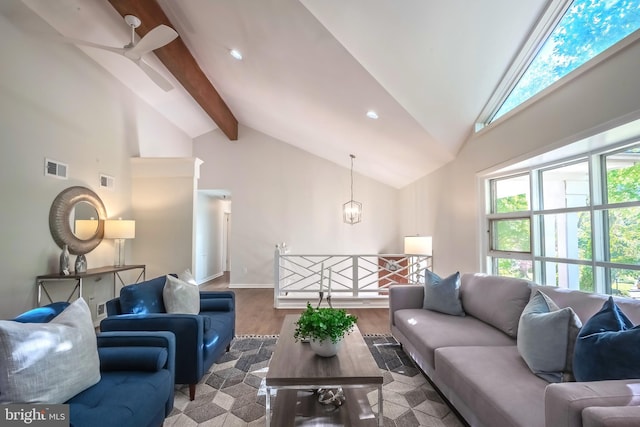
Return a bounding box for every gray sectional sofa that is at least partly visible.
[389,273,640,427]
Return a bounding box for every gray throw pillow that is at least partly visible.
[163,274,200,314]
[517,290,582,383]
[423,270,465,316]
[0,298,101,403]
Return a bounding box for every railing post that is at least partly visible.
[273,245,281,308]
[352,255,359,297]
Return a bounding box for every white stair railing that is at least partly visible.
[273,246,432,308]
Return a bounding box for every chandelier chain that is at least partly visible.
[350,154,355,201]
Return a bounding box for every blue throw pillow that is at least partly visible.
[423,270,465,316]
[573,296,640,381]
[119,275,169,314]
[12,302,70,323]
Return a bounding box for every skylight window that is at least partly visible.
[489,0,640,124]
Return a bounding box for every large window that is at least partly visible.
[486,144,640,296]
[487,0,640,124]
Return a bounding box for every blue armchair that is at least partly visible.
[100,275,235,400]
[7,302,175,427]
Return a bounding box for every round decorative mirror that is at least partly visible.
[49,186,107,255]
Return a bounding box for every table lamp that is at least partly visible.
[104,219,135,267]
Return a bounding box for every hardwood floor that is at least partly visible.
[201,273,391,335]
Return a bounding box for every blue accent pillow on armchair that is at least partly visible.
[573,296,640,381]
[119,275,168,314]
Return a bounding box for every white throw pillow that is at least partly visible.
[178,268,198,285]
[163,274,200,314]
[0,298,101,403]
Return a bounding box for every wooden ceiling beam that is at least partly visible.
[107,0,238,140]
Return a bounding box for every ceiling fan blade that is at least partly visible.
[130,25,178,56]
[55,36,125,55]
[137,59,174,92]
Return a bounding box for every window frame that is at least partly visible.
[476,1,640,131]
[483,140,640,295]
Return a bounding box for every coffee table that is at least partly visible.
[265,314,383,426]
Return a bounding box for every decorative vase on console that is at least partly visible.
[59,244,70,275]
[75,254,87,274]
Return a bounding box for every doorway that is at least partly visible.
[194,190,231,284]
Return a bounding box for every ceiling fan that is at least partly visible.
[63,15,178,91]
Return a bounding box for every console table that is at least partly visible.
[36,264,146,306]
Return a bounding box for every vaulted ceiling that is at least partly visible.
[19,0,550,188]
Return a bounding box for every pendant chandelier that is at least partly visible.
[343,154,362,224]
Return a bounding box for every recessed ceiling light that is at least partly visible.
[366,110,379,120]
[229,49,243,60]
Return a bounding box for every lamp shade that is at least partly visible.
[104,219,135,239]
[404,236,432,255]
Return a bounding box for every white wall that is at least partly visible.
[401,37,640,276]
[130,158,200,280]
[0,2,192,318]
[194,125,400,286]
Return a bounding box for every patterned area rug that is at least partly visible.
[165,335,465,427]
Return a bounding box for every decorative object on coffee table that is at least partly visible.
[317,387,346,408]
[294,302,357,357]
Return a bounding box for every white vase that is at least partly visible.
[310,337,343,357]
[59,244,70,274]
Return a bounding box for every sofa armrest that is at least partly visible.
[100,315,204,381]
[106,297,123,316]
[100,315,203,349]
[583,405,640,427]
[389,285,424,327]
[96,331,175,372]
[97,331,175,416]
[545,380,640,427]
[200,291,235,312]
[98,346,168,372]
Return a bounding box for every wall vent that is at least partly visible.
[96,302,107,321]
[45,158,68,179]
[100,174,115,190]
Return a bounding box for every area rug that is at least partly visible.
[164,335,465,427]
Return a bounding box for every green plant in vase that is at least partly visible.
[294,302,358,344]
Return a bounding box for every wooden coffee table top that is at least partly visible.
[266,314,383,388]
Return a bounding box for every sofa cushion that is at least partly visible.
[119,275,167,314]
[534,285,640,325]
[423,270,465,316]
[573,296,640,381]
[435,346,547,427]
[460,273,532,337]
[517,290,582,382]
[67,370,171,427]
[0,298,101,404]
[393,308,515,369]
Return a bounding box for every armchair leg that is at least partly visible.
[189,384,196,401]
[226,343,230,352]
